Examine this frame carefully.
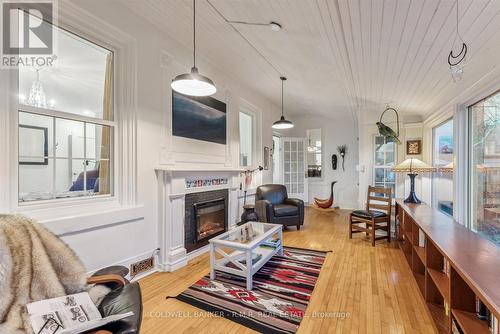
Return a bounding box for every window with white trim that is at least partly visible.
[239,111,253,167]
[17,23,114,203]
[432,119,454,216]
[374,135,396,197]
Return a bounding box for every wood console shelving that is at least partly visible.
[395,200,500,334]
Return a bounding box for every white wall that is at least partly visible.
[0,0,281,275]
[286,114,359,209]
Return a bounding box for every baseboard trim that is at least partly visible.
[87,249,159,281]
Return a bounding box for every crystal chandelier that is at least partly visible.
[21,69,55,108]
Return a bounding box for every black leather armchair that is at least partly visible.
[87,266,142,334]
[255,184,304,230]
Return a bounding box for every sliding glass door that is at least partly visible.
[469,93,500,246]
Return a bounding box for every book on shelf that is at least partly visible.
[443,258,451,276]
[418,229,425,247]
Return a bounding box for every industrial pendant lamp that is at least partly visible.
[171,0,216,96]
[272,77,294,129]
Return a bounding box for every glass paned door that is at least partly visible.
[281,137,308,201]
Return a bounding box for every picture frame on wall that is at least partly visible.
[406,139,421,155]
[19,125,49,165]
[438,135,453,154]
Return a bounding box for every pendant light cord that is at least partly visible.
[206,0,283,77]
[456,0,462,42]
[281,79,284,117]
[193,0,196,67]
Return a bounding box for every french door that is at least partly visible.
[281,137,308,201]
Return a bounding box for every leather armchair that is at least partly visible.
[87,266,142,334]
[255,184,304,230]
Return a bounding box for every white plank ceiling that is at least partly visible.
[123,0,500,121]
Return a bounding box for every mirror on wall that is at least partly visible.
[306,129,322,178]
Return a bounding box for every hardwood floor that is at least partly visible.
[139,208,437,333]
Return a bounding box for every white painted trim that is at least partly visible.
[186,244,210,261]
[454,106,468,226]
[37,204,145,236]
[86,249,159,282]
[18,105,116,127]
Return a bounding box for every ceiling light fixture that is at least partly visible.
[448,0,467,82]
[171,0,216,96]
[272,77,294,130]
[269,21,282,32]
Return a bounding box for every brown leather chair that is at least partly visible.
[349,186,392,246]
[255,184,304,230]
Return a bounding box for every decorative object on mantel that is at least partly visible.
[406,139,422,155]
[376,106,401,144]
[392,158,436,203]
[331,154,337,170]
[186,177,228,189]
[337,145,347,171]
[171,0,216,96]
[272,77,294,129]
[448,0,467,82]
[313,181,337,209]
[240,166,264,223]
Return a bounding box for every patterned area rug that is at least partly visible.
[176,246,328,334]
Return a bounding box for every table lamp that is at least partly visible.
[392,158,436,203]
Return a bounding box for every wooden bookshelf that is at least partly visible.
[452,309,489,334]
[395,200,500,334]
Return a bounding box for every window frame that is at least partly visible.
[6,15,123,213]
[15,21,116,206]
[467,91,500,236]
[17,108,116,206]
[373,135,397,198]
[431,117,454,216]
[238,109,255,168]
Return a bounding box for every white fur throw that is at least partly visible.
[0,214,87,334]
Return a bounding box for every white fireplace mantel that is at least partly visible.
[155,166,245,173]
[155,167,242,272]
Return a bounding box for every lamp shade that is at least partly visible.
[272,116,294,129]
[171,67,217,97]
[438,162,454,173]
[392,158,436,173]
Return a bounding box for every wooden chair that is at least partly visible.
[349,186,392,246]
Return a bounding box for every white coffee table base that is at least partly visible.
[209,223,283,290]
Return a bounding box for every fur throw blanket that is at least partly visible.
[0,214,87,334]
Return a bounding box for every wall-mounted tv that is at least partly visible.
[172,91,227,145]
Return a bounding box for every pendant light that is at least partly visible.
[272,77,294,129]
[171,0,216,96]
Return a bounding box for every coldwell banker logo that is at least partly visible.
[1,0,57,68]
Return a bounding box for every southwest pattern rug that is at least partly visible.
[176,246,328,334]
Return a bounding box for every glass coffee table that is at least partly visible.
[209,222,283,290]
